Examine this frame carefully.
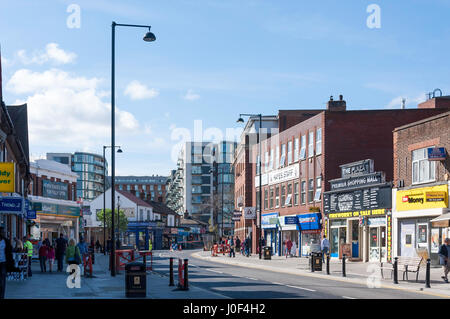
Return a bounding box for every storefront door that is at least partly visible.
[330,226,346,258]
[400,221,416,257]
[351,220,359,258]
[369,227,380,262]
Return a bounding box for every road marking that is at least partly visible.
[271,282,283,285]
[206,269,223,274]
[285,285,316,292]
[342,296,356,299]
[246,277,258,281]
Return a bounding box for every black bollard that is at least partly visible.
[425,258,431,288]
[393,257,398,284]
[183,259,189,290]
[310,253,314,272]
[326,254,330,275]
[342,254,346,277]
[169,257,174,286]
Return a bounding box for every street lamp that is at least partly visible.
[103,145,122,256]
[111,21,155,276]
[237,113,263,259]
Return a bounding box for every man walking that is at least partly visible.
[228,236,235,258]
[438,238,450,283]
[0,227,13,299]
[55,233,67,272]
[235,236,241,254]
[244,236,250,257]
[321,235,330,263]
[23,235,33,277]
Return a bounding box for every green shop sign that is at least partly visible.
[32,202,80,217]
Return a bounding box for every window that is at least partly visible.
[300,135,306,160]
[412,148,436,184]
[127,185,131,191]
[265,151,269,172]
[316,128,322,155]
[286,183,293,206]
[308,131,314,158]
[269,149,274,170]
[294,138,299,162]
[264,188,268,210]
[275,186,280,208]
[275,146,280,169]
[270,187,274,209]
[288,141,293,164]
[280,144,286,167]
[256,190,261,212]
[314,176,322,202]
[308,179,314,202]
[301,181,306,205]
[294,182,299,206]
[256,155,261,175]
[139,209,144,221]
[281,185,286,207]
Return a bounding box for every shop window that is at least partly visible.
[294,182,299,206]
[316,128,322,155]
[281,185,286,207]
[275,186,280,208]
[300,135,306,160]
[308,179,314,203]
[301,181,306,205]
[294,138,299,162]
[412,148,436,184]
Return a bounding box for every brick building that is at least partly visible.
[245,95,449,259]
[114,175,168,203]
[392,108,449,265]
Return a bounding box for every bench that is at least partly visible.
[380,256,423,282]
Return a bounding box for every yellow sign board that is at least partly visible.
[0,162,15,192]
[396,185,448,211]
[328,209,387,219]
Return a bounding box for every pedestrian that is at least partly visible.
[77,237,88,266]
[65,239,82,271]
[286,239,293,258]
[55,233,67,272]
[23,235,33,277]
[228,236,235,258]
[438,238,450,283]
[0,227,14,299]
[321,235,330,263]
[106,237,112,254]
[291,240,297,257]
[244,237,250,257]
[13,238,23,253]
[47,245,55,273]
[235,236,241,254]
[95,240,101,253]
[38,240,48,272]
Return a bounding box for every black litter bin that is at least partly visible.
[125,262,147,298]
[311,252,323,271]
[264,246,272,260]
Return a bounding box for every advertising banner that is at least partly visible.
[42,180,68,200]
[396,185,448,211]
[0,162,15,192]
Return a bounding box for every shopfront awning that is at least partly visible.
[430,213,450,222]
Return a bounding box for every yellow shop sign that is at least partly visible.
[396,185,448,211]
[328,209,387,219]
[0,162,15,193]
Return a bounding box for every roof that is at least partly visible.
[393,111,450,132]
[116,189,152,208]
[31,159,75,176]
[179,216,208,226]
[6,104,29,165]
[147,200,177,215]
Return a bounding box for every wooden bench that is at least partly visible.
[380,256,423,282]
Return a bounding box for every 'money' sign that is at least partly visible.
[0,162,15,192]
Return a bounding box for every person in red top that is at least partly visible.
[286,239,293,258]
[47,245,55,272]
[38,241,48,272]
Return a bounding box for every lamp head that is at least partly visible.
[117,148,123,153]
[236,117,245,123]
[143,27,156,42]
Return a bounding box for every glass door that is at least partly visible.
[330,228,339,257]
[351,220,359,258]
[380,226,387,262]
[369,227,380,262]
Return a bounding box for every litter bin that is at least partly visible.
[263,246,272,260]
[311,252,323,271]
[125,262,146,298]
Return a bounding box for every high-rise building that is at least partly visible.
[113,175,168,203]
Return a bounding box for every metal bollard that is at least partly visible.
[183,259,189,290]
[393,257,398,284]
[425,258,431,288]
[342,254,346,277]
[310,253,314,272]
[169,257,174,286]
[326,254,330,275]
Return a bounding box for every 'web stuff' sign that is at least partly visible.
[0,162,15,192]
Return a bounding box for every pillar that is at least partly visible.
[363,225,368,262]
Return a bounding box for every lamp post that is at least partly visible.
[237,114,262,259]
[117,196,121,248]
[103,145,122,256]
[110,21,155,276]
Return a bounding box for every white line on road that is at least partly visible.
[285,285,316,292]
[246,277,258,281]
[342,296,356,299]
[206,269,224,274]
[271,282,283,285]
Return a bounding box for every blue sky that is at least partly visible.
[1,0,449,176]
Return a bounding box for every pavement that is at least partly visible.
[192,250,450,298]
[5,252,227,299]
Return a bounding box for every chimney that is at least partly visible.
[326,94,346,111]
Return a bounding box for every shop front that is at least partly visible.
[278,215,300,256]
[261,212,279,256]
[393,184,449,265]
[297,213,322,257]
[0,196,27,241]
[126,221,164,250]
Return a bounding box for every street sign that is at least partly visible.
[244,207,256,219]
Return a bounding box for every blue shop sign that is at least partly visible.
[297,213,322,231]
[262,212,279,229]
[0,197,23,213]
[428,147,446,161]
[27,210,36,220]
[285,216,298,224]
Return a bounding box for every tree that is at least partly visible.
[97,209,128,233]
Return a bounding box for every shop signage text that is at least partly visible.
[33,202,80,217]
[0,197,22,212]
[256,165,300,187]
[328,208,387,219]
[330,172,384,191]
[0,162,15,193]
[396,185,448,211]
[427,147,446,161]
[262,212,279,228]
[340,159,374,178]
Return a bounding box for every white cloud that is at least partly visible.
[6,68,140,149]
[16,43,77,65]
[124,80,159,100]
[183,89,200,101]
[386,94,426,109]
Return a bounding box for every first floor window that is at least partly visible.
[281,185,286,207]
[275,186,280,208]
[412,148,436,184]
[314,176,322,202]
[270,187,274,209]
[308,179,314,203]
[301,181,306,205]
[294,182,299,205]
[264,188,268,210]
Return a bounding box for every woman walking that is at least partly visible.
[38,241,48,272]
[65,239,82,269]
[47,245,55,273]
